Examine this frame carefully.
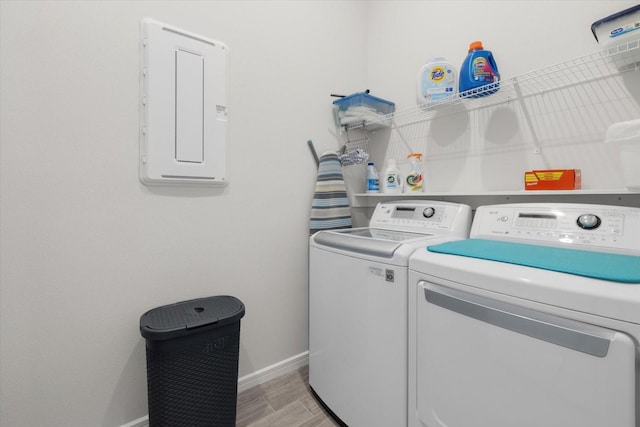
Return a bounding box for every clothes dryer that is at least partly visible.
[310,200,472,427]
[408,203,640,427]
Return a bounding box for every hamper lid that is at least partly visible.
[140,295,245,340]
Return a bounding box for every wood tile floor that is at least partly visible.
[236,365,341,427]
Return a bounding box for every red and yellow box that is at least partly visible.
[524,169,581,190]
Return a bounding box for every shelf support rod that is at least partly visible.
[391,118,415,155]
[512,77,542,155]
[307,139,320,167]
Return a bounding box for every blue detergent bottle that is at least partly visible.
[459,40,500,97]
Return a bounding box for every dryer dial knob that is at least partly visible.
[577,214,601,230]
[423,207,435,218]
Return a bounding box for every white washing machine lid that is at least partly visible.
[409,244,640,325]
[337,228,430,241]
[312,227,435,258]
[309,200,472,264]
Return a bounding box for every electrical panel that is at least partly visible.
[140,18,229,186]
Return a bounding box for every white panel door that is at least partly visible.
[415,281,637,427]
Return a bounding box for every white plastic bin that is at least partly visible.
[605,119,640,190]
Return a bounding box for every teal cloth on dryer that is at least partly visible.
[310,152,352,235]
[427,238,640,283]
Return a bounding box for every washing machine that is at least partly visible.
[309,200,472,427]
[408,203,640,427]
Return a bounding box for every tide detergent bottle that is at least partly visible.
[383,159,402,194]
[459,41,500,97]
[417,58,456,106]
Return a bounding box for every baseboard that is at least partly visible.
[120,415,149,427]
[237,350,309,393]
[119,351,309,427]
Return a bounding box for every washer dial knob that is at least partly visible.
[577,214,601,230]
[423,207,435,218]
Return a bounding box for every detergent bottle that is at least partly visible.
[417,58,457,106]
[383,159,402,194]
[404,153,424,192]
[459,41,500,97]
[366,162,380,193]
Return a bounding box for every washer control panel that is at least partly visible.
[472,203,640,254]
[369,201,472,237]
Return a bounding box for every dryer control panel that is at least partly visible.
[472,203,640,254]
[370,201,472,237]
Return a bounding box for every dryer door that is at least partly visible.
[415,281,638,427]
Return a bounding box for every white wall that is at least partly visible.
[0,1,366,426]
[2,1,638,426]
[366,1,640,107]
[364,1,640,192]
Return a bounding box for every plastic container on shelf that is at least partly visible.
[592,4,640,48]
[620,141,640,189]
[459,41,500,98]
[333,92,395,129]
[383,159,402,194]
[404,153,424,192]
[605,119,640,190]
[417,58,457,106]
[366,162,381,193]
[591,4,640,69]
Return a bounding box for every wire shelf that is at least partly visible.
[358,39,640,168]
[348,39,640,132]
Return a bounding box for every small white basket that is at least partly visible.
[605,119,640,190]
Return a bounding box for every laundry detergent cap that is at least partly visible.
[468,41,484,52]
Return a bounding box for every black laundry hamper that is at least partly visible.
[140,295,245,427]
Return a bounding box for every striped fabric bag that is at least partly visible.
[309,152,352,235]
